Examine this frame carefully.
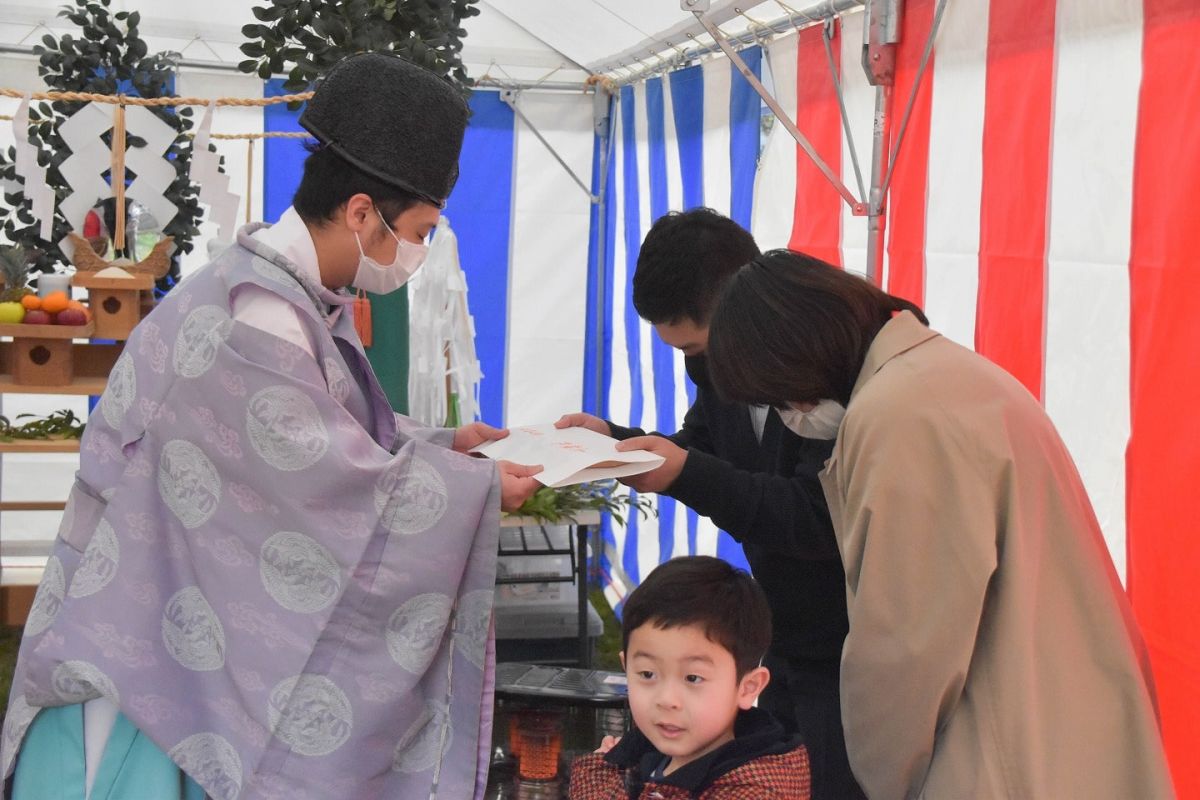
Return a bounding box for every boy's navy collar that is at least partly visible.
[604,707,801,796]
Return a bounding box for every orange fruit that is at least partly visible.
[41,291,70,314]
[66,299,86,312]
[20,294,41,311]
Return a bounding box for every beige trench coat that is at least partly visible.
[820,312,1174,800]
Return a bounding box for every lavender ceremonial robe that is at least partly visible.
[2,226,503,799]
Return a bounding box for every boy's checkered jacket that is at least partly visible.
[568,745,811,799]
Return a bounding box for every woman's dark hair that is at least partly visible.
[707,249,928,408]
[621,556,771,678]
[632,207,761,325]
[292,142,424,225]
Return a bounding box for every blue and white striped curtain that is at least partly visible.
[589,49,764,612]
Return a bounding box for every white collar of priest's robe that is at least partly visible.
[252,206,321,286]
[235,221,355,327]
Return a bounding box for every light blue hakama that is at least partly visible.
[11,704,205,800]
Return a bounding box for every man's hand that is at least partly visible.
[615,435,687,493]
[553,412,611,436]
[499,460,543,512]
[453,421,508,453]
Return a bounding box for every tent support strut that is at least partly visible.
[689,4,867,215]
[502,90,600,203]
[822,18,868,203]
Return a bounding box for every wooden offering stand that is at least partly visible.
[0,319,97,387]
[71,271,155,340]
[67,232,169,340]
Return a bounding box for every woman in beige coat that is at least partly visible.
[705,249,1174,800]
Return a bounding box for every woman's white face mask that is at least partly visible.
[352,207,429,295]
[777,400,847,440]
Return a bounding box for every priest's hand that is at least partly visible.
[553,412,611,436]
[499,460,543,512]
[453,421,509,453]
[615,436,687,493]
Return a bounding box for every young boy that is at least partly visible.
[569,557,811,799]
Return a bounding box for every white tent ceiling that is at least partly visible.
[0,0,852,87]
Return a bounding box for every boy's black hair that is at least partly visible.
[632,208,761,325]
[292,143,425,226]
[621,556,772,678]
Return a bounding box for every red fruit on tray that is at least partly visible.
[55,308,88,327]
[22,309,51,325]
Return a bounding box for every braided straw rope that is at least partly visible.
[210,131,310,140]
[0,88,313,106]
[0,114,311,138]
[1,89,317,137]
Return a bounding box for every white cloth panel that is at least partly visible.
[662,78,685,216]
[700,58,734,218]
[660,76,693,562]
[694,59,733,558]
[504,91,594,426]
[606,96,632,597]
[632,81,663,578]
[1043,0,1142,581]
[753,33,799,250]
[922,0,989,347]
[633,81,657,440]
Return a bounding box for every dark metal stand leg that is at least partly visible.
[577,523,591,668]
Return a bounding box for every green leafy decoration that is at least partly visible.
[0,0,215,289]
[512,480,658,528]
[238,0,479,104]
[0,409,86,442]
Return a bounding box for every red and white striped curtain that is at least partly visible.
[753,0,1200,794]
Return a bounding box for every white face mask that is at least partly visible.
[352,207,429,295]
[777,400,846,440]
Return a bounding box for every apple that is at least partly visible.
[22,309,51,325]
[0,302,24,324]
[55,308,88,327]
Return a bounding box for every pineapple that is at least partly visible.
[0,245,34,302]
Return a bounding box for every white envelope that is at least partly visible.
[470,423,665,488]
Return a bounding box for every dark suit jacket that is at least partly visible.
[609,386,848,660]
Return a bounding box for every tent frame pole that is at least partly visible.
[861,0,946,282]
[822,18,869,203]
[592,90,616,418]
[613,0,865,86]
[689,5,867,215]
[863,0,901,283]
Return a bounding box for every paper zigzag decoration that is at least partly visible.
[188,102,240,241]
[56,101,181,260]
[123,105,181,235]
[10,95,56,241]
[57,102,115,241]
